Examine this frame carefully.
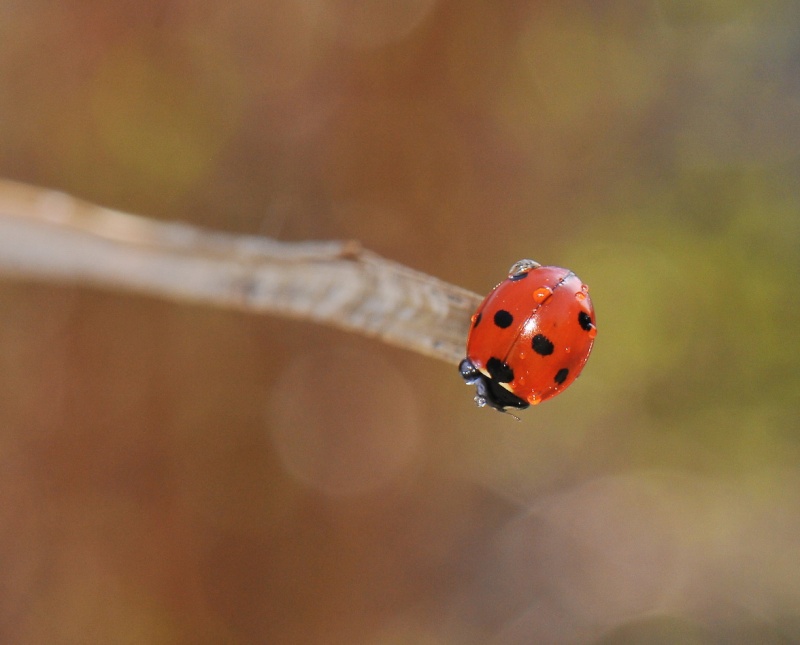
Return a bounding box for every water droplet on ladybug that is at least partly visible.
[533,287,553,303]
[508,259,541,278]
[588,327,598,339]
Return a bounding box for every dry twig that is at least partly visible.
[0,179,480,364]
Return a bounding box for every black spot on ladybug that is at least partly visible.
[487,357,514,383]
[578,311,594,331]
[473,312,482,328]
[554,368,569,384]
[532,334,554,356]
[493,310,513,329]
[509,271,529,282]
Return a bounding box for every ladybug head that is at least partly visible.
[458,358,529,415]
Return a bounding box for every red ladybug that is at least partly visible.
[459,259,596,413]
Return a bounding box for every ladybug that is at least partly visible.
[459,259,596,413]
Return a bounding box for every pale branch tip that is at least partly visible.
[0,178,481,365]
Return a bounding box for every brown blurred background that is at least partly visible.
[1,1,800,643]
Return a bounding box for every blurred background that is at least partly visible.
[1,1,800,643]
